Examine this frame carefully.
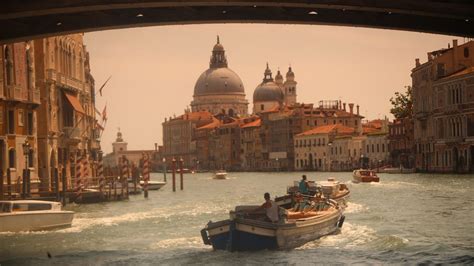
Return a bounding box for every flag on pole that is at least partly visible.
[97,76,111,96]
[102,104,107,122]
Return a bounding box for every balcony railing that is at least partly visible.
[47,69,85,91]
[6,85,27,101]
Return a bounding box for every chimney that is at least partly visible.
[349,103,354,114]
[154,143,158,151]
[415,58,420,67]
[427,52,433,61]
[356,105,360,115]
[343,103,346,111]
[453,39,458,48]
[339,100,342,110]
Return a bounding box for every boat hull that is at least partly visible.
[140,181,166,191]
[202,210,343,251]
[0,211,74,232]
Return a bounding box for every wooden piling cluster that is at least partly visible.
[171,157,185,192]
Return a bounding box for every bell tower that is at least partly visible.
[283,66,297,106]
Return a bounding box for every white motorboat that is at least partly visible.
[0,200,74,232]
[213,170,227,179]
[140,180,166,190]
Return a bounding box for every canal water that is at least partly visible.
[1,172,473,265]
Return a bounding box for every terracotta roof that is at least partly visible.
[180,111,214,121]
[296,124,355,137]
[241,118,261,128]
[197,117,221,130]
[362,126,379,134]
[440,66,474,80]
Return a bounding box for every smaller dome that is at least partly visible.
[253,81,284,102]
[213,43,224,51]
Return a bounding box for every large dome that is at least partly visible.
[194,67,245,96]
[253,81,284,102]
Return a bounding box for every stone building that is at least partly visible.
[103,130,155,169]
[0,41,41,190]
[240,117,263,171]
[33,34,100,190]
[191,37,248,116]
[162,111,214,168]
[388,118,415,168]
[412,39,474,172]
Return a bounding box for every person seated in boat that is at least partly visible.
[292,192,311,213]
[250,192,279,223]
[299,175,309,195]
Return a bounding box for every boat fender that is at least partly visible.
[200,228,211,245]
[337,215,345,228]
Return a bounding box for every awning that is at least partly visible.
[64,92,86,114]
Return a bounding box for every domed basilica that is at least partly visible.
[191,36,249,117]
[190,37,298,116]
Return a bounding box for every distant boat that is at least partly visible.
[140,180,166,190]
[353,169,380,183]
[201,200,344,251]
[0,200,74,232]
[213,170,227,180]
[280,177,350,208]
[379,166,415,174]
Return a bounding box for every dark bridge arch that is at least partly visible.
[1,0,474,43]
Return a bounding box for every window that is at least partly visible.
[377,144,380,153]
[260,104,264,111]
[18,110,24,127]
[7,110,14,134]
[27,112,33,135]
[0,110,3,124]
[8,149,15,168]
[366,145,369,153]
[464,47,470,58]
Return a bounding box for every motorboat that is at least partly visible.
[213,170,227,180]
[280,178,350,208]
[139,180,166,190]
[0,200,74,232]
[352,169,380,183]
[379,166,415,174]
[201,199,344,251]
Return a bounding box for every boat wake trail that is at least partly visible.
[150,236,206,249]
[345,202,369,214]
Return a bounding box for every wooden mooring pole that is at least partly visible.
[62,167,67,207]
[172,158,176,192]
[7,168,12,200]
[0,169,4,200]
[54,168,60,202]
[22,169,27,199]
[179,157,184,191]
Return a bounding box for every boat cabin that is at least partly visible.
[0,201,62,213]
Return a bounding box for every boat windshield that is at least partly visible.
[12,203,52,212]
[0,203,12,213]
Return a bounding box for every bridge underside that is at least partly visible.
[1,1,473,43]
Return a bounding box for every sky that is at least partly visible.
[83,24,460,153]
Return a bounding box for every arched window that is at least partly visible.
[4,46,14,85]
[8,148,15,168]
[28,149,34,168]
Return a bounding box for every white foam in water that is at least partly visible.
[297,222,377,250]
[150,236,205,249]
[345,202,369,214]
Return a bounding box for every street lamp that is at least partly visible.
[162,157,167,182]
[22,139,31,198]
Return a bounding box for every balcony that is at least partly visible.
[6,85,27,101]
[63,127,81,142]
[47,69,84,91]
[28,90,40,105]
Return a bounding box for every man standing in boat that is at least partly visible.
[299,175,309,195]
[250,192,279,223]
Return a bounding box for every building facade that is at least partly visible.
[412,39,474,172]
[34,34,101,190]
[1,41,41,191]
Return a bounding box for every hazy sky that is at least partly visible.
[83,24,459,153]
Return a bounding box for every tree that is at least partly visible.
[390,86,413,119]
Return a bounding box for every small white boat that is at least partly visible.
[0,200,74,232]
[140,180,166,190]
[213,170,227,180]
